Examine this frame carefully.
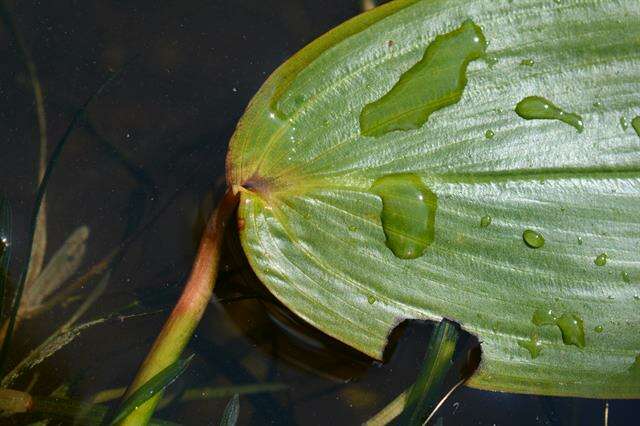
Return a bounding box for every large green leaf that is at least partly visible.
[226,0,640,398]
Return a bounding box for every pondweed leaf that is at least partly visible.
[226,0,640,398]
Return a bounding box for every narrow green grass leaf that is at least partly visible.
[399,320,458,426]
[109,354,194,425]
[219,394,239,426]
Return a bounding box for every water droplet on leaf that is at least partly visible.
[594,253,608,266]
[518,333,542,359]
[485,129,495,139]
[371,174,437,259]
[520,58,535,66]
[622,271,631,283]
[620,116,629,130]
[555,313,586,348]
[480,215,492,228]
[523,229,545,248]
[532,308,557,326]
[359,20,486,137]
[632,116,640,137]
[515,96,583,132]
[594,325,604,333]
[367,295,377,304]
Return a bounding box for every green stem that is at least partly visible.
[119,189,239,425]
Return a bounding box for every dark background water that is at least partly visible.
[0,0,636,424]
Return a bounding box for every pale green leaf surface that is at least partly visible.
[227,0,640,398]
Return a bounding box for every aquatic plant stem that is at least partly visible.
[120,189,239,425]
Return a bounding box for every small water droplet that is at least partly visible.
[484,55,498,67]
[532,308,557,326]
[594,253,608,266]
[555,313,585,348]
[232,87,238,93]
[348,225,358,232]
[632,116,640,137]
[517,333,542,359]
[620,116,629,130]
[633,295,640,301]
[520,58,535,66]
[622,271,631,283]
[485,129,495,139]
[594,325,604,333]
[367,295,377,304]
[592,101,602,108]
[577,236,583,245]
[372,174,438,259]
[523,229,544,249]
[480,215,492,228]
[515,96,583,132]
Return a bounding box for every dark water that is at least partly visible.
[0,0,636,424]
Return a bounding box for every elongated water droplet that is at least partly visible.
[520,58,535,66]
[532,308,557,326]
[517,333,542,359]
[523,229,544,249]
[515,96,583,132]
[594,253,608,266]
[371,174,437,259]
[622,271,631,283]
[480,215,492,228]
[485,129,495,139]
[594,325,604,333]
[632,116,640,137]
[630,354,640,375]
[555,313,585,348]
[620,116,629,130]
[360,20,486,137]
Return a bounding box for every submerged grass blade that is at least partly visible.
[109,354,194,425]
[0,196,11,321]
[399,320,458,426]
[0,67,122,374]
[0,0,48,291]
[21,226,90,317]
[219,394,240,426]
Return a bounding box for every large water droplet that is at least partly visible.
[515,96,583,132]
[359,20,486,137]
[371,174,437,259]
[480,215,492,228]
[632,116,640,137]
[555,313,586,348]
[523,229,545,249]
[484,129,495,139]
[594,253,608,266]
[517,333,542,359]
